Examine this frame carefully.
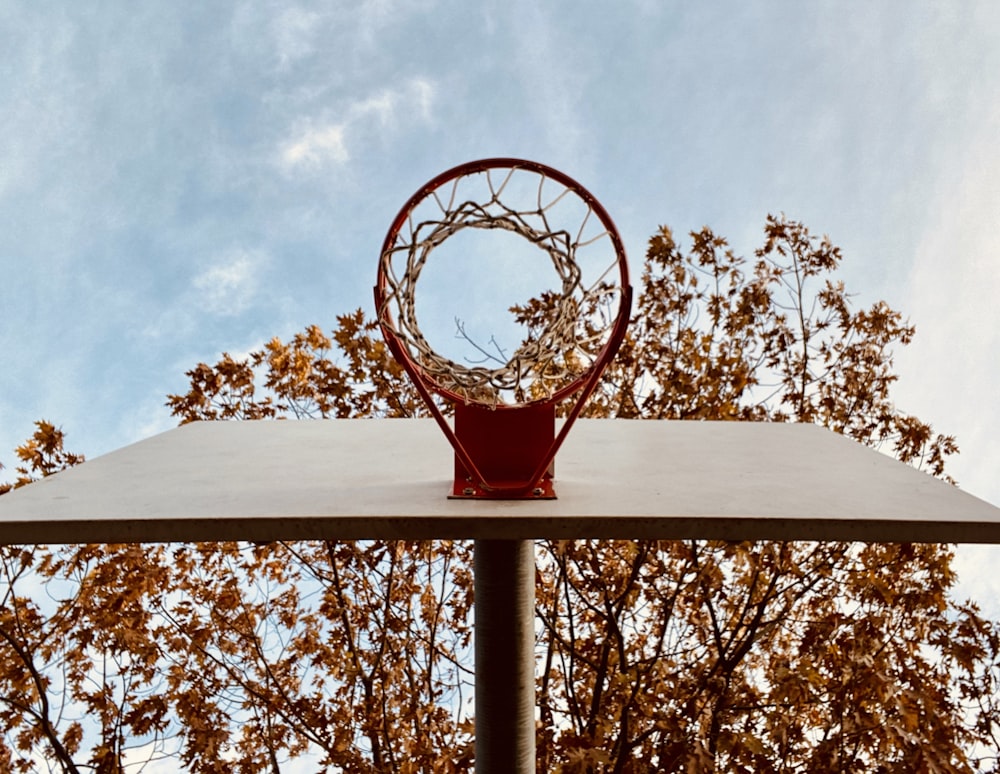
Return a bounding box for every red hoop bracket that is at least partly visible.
[375,158,631,498]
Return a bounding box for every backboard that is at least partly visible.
[1,418,998,545]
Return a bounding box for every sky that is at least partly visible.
[1,3,999,608]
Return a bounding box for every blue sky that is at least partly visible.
[2,2,999,608]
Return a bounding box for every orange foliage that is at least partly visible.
[2,216,997,772]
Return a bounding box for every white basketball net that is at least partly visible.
[378,164,625,405]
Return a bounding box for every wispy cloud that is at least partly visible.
[276,78,436,173]
[504,3,590,171]
[137,248,268,350]
[192,248,265,316]
[280,124,349,168]
[271,7,323,69]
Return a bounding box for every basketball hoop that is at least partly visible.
[376,158,631,498]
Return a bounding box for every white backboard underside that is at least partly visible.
[0,419,998,544]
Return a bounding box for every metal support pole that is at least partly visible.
[474,539,535,774]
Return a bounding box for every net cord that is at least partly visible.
[377,167,623,405]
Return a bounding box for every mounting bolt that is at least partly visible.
[464,487,475,496]
[532,487,543,497]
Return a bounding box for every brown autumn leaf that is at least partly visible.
[2,216,997,773]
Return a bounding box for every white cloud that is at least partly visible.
[272,7,323,69]
[137,248,270,345]
[192,248,265,316]
[276,78,436,173]
[410,77,435,122]
[280,123,350,168]
[351,90,396,127]
[354,0,436,44]
[349,78,435,126]
[507,3,590,171]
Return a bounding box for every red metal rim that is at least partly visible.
[375,158,631,407]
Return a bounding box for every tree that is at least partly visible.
[0,421,84,496]
[2,215,997,772]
